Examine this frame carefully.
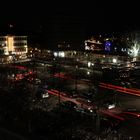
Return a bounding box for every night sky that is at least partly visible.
[0,1,140,48]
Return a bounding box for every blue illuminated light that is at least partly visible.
[105,41,112,51]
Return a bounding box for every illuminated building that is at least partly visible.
[0,35,27,58]
[85,38,103,51]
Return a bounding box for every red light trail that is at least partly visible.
[48,89,125,121]
[99,82,140,97]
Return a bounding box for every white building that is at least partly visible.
[0,35,27,57]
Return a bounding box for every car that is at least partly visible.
[42,92,49,98]
[103,100,116,109]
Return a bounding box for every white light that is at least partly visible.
[133,47,139,57]
[90,109,93,112]
[85,46,90,50]
[108,104,115,109]
[87,71,90,75]
[74,51,76,54]
[113,58,117,63]
[59,52,65,57]
[128,41,140,57]
[54,52,58,57]
[42,92,49,98]
[88,62,91,67]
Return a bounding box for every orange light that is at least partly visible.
[8,37,14,52]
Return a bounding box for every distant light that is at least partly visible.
[87,71,90,75]
[42,92,49,98]
[105,41,112,51]
[90,109,93,113]
[74,51,76,54]
[59,52,65,57]
[85,46,90,50]
[108,104,115,109]
[113,58,117,63]
[88,62,91,67]
[85,42,87,46]
[10,24,13,28]
[128,42,139,57]
[133,46,139,57]
[54,52,58,57]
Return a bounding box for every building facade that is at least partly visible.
[0,35,27,58]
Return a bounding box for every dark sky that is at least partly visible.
[0,1,140,47]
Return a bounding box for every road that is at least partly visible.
[13,59,140,139]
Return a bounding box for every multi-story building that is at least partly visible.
[0,35,27,59]
[85,38,103,51]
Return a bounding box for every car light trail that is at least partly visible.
[122,112,140,118]
[48,89,125,121]
[99,82,140,97]
[100,109,125,121]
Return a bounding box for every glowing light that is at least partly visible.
[42,92,49,98]
[128,41,140,57]
[105,41,111,51]
[99,82,140,97]
[87,71,90,75]
[88,62,91,67]
[59,52,65,57]
[113,58,117,63]
[85,46,90,50]
[54,52,58,57]
[8,37,14,52]
[108,104,115,109]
